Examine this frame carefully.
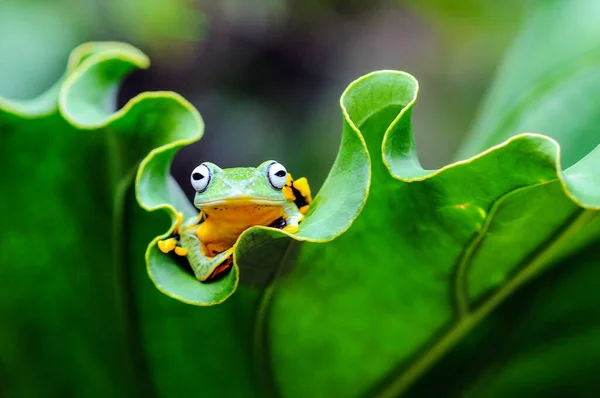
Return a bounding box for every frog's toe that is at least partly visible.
[299,205,310,214]
[283,224,299,234]
[174,246,188,256]
[158,238,178,253]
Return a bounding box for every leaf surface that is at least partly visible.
[263,66,600,396]
[407,0,600,395]
[0,42,259,397]
[0,42,152,397]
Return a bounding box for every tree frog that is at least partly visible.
[158,160,312,282]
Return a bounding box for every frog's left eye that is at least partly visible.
[190,163,211,193]
[267,161,287,190]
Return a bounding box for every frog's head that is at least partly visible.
[190,160,289,210]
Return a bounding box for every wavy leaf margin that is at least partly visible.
[261,70,600,397]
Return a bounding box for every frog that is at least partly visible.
[158,160,312,282]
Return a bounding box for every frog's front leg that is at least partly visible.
[179,227,234,282]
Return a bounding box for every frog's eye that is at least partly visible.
[190,163,211,193]
[267,161,287,190]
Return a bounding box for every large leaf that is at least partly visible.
[0,42,260,397]
[260,30,600,398]
[127,199,261,398]
[406,242,600,397]
[0,42,150,397]
[406,0,600,395]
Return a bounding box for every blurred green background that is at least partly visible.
[0,0,523,191]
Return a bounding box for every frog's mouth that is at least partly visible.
[196,197,286,207]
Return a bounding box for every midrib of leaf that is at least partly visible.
[459,48,600,160]
[107,131,157,398]
[375,206,597,397]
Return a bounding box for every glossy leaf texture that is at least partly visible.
[0,43,260,397]
[261,35,600,398]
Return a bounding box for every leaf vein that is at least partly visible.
[375,183,598,397]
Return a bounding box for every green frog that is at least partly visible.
[158,160,312,281]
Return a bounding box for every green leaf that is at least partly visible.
[127,199,261,397]
[261,64,600,396]
[0,42,260,397]
[0,42,153,397]
[406,242,600,398]
[405,0,600,395]
[136,76,371,304]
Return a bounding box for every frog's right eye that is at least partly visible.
[190,164,211,193]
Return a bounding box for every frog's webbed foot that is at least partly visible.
[283,174,313,214]
[157,212,200,257]
[282,215,302,234]
[180,230,234,282]
[283,224,300,234]
[272,173,312,235]
[157,237,188,256]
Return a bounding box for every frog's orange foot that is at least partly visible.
[158,212,198,256]
[283,224,299,234]
[158,238,177,253]
[158,237,188,256]
[291,177,312,212]
[174,246,188,256]
[283,175,312,213]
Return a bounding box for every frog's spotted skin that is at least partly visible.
[158,160,311,282]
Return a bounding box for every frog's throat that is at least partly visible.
[195,197,286,207]
[197,203,286,256]
[200,202,285,223]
